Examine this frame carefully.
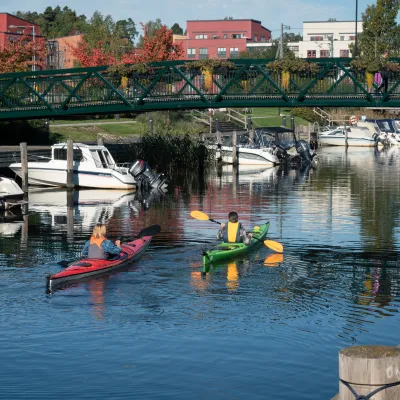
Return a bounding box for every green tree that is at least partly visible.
[136,18,163,47]
[171,23,183,35]
[239,39,293,59]
[357,0,400,58]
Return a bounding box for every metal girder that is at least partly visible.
[0,58,400,120]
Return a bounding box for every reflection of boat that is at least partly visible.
[217,165,280,183]
[9,143,137,189]
[0,210,24,236]
[0,175,25,210]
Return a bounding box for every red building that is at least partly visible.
[0,13,40,48]
[175,19,271,60]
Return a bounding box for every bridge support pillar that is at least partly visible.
[66,138,74,189]
[20,142,28,193]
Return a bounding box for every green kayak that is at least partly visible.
[203,222,270,268]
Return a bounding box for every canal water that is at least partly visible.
[1,146,400,399]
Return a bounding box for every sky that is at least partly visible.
[2,0,375,38]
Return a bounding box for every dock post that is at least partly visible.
[20,142,28,193]
[232,130,237,167]
[337,345,400,400]
[67,189,74,243]
[282,115,287,127]
[66,138,74,188]
[345,128,348,147]
[290,116,295,132]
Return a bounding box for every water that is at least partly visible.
[2,146,400,399]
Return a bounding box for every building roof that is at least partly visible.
[0,12,40,27]
[303,20,359,23]
[186,19,271,32]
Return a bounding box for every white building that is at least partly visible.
[246,20,363,59]
[298,20,363,58]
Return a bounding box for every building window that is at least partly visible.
[217,47,226,58]
[231,33,244,39]
[307,50,316,58]
[310,36,324,41]
[223,34,228,39]
[261,36,265,42]
[254,35,257,42]
[199,48,208,59]
[187,48,196,58]
[340,49,350,57]
[195,34,208,39]
[349,35,356,40]
[340,36,345,41]
[320,50,330,58]
[212,34,217,39]
[230,47,239,58]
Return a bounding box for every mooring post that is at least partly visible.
[66,138,74,189]
[20,142,28,193]
[345,128,348,147]
[290,116,295,132]
[232,130,237,167]
[66,189,74,242]
[282,115,287,127]
[335,345,400,400]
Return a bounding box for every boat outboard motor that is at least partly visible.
[296,140,317,167]
[129,160,168,189]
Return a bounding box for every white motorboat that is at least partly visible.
[9,143,136,189]
[210,145,280,166]
[0,175,25,210]
[9,143,167,190]
[318,122,379,147]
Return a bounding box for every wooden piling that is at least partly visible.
[66,138,74,188]
[232,130,237,167]
[337,345,400,400]
[345,128,348,147]
[20,142,28,193]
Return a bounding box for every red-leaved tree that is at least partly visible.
[69,40,117,67]
[0,36,47,73]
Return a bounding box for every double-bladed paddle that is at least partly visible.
[190,210,284,253]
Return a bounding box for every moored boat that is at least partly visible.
[203,222,270,268]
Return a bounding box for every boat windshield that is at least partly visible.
[90,150,115,168]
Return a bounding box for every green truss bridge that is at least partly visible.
[1,58,400,120]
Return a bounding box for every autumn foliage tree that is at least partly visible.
[0,36,47,73]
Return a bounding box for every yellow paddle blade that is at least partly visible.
[190,210,210,221]
[264,240,284,253]
[264,253,284,267]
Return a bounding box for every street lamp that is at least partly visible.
[354,0,358,57]
[9,24,36,71]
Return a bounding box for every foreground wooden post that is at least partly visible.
[338,345,400,400]
[20,142,28,192]
[232,130,237,167]
[66,138,74,188]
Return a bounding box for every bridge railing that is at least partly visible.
[1,58,400,120]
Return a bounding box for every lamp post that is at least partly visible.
[354,0,358,57]
[9,24,36,71]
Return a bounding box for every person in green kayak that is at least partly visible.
[82,224,122,260]
[217,212,253,245]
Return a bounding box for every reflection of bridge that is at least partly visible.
[1,58,400,120]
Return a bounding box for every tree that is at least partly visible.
[136,19,163,48]
[357,0,400,58]
[171,23,184,35]
[239,39,293,59]
[0,35,47,73]
[283,32,303,42]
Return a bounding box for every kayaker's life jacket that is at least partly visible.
[223,222,243,243]
[88,236,107,259]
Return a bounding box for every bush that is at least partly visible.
[291,108,323,124]
[0,120,57,145]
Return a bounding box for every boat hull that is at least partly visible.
[203,222,270,268]
[9,165,136,189]
[319,136,377,147]
[47,236,151,291]
[208,145,279,165]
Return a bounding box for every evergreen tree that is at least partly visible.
[171,23,184,35]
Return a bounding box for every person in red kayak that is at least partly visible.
[217,212,253,245]
[82,224,122,260]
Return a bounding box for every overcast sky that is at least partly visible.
[2,0,377,37]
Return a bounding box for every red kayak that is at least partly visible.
[46,225,160,291]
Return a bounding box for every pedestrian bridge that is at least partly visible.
[1,58,399,120]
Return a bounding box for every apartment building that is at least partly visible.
[47,34,84,69]
[0,13,40,48]
[175,19,271,60]
[298,20,362,58]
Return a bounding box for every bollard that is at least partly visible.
[20,142,28,193]
[290,116,295,132]
[338,345,400,400]
[66,138,74,188]
[232,130,237,167]
[282,115,287,127]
